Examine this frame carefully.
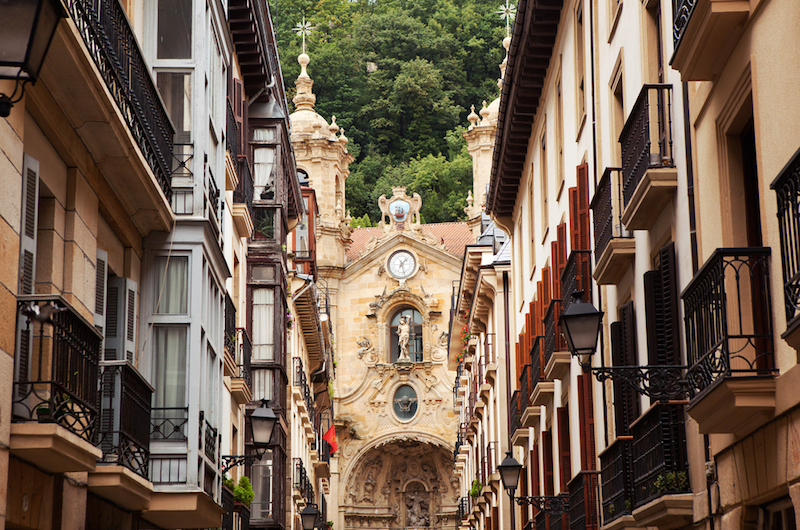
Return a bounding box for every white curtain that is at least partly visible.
[153,326,187,409]
[253,146,275,198]
[252,369,273,402]
[154,256,188,314]
[251,452,274,519]
[252,288,274,360]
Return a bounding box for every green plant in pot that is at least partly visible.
[234,476,255,506]
[469,479,482,498]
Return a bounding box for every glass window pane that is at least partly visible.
[154,257,188,314]
[253,265,275,281]
[254,209,275,240]
[251,451,274,518]
[253,288,275,360]
[153,326,187,409]
[157,0,192,59]
[156,72,192,141]
[393,385,418,420]
[390,308,422,362]
[253,147,275,199]
[254,128,275,142]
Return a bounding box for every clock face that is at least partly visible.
[388,250,416,279]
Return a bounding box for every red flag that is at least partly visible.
[323,425,337,453]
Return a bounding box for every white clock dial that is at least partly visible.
[388,250,416,279]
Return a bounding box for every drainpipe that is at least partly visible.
[503,271,512,449]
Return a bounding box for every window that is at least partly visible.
[157,72,192,143]
[766,497,796,530]
[252,288,275,361]
[253,128,276,200]
[555,74,565,195]
[528,176,536,271]
[393,385,418,420]
[151,326,188,440]
[390,308,423,363]
[157,0,192,59]
[154,256,188,314]
[574,1,586,129]
[253,208,275,240]
[610,60,625,165]
[540,123,549,236]
[251,450,275,519]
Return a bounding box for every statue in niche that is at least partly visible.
[397,315,412,362]
[361,469,377,504]
[406,490,430,527]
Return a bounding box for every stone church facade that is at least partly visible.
[288,52,472,530]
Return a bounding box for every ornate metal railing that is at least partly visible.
[631,403,689,508]
[202,414,218,462]
[591,168,628,262]
[13,295,101,443]
[293,458,315,504]
[458,497,470,521]
[150,406,188,441]
[568,471,599,530]
[234,156,254,221]
[67,0,173,201]
[293,358,316,423]
[98,361,153,478]
[468,376,478,421]
[532,337,543,388]
[673,0,697,46]
[519,363,533,413]
[222,485,236,530]
[561,250,593,314]
[509,390,522,437]
[771,148,800,326]
[683,248,775,397]
[485,441,498,481]
[600,438,634,524]
[227,99,240,159]
[535,511,547,530]
[544,300,565,367]
[620,84,674,208]
[237,328,253,391]
[225,293,237,354]
[475,343,486,387]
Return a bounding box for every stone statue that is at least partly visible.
[356,335,373,359]
[397,315,412,361]
[406,491,429,527]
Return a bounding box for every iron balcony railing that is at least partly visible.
[236,328,253,391]
[532,337,544,389]
[234,156,255,221]
[67,0,173,201]
[293,358,316,428]
[535,511,547,530]
[484,333,496,366]
[223,485,235,530]
[561,250,593,314]
[150,406,189,441]
[293,458,315,504]
[519,363,533,413]
[227,99,240,160]
[225,293,237,354]
[673,0,697,47]
[476,443,486,486]
[485,441,498,481]
[201,411,219,462]
[13,295,101,443]
[771,148,800,326]
[509,390,522,438]
[568,471,599,530]
[620,84,674,208]
[600,438,634,524]
[98,361,153,478]
[544,300,565,367]
[591,168,629,262]
[683,248,775,397]
[631,403,689,508]
[475,343,486,387]
[458,497,470,521]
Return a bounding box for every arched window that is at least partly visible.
[389,308,423,363]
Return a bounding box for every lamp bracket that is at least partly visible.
[221,453,263,474]
[590,365,690,402]
[515,494,569,515]
[0,78,31,118]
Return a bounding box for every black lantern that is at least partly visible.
[497,451,522,494]
[560,292,603,368]
[251,399,278,448]
[300,504,319,530]
[0,0,66,117]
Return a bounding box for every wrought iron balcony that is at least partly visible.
[225,293,237,354]
[619,85,676,230]
[631,403,689,508]
[293,457,315,504]
[67,0,173,201]
[600,437,634,523]
[227,99,240,160]
[293,357,316,426]
[509,390,522,438]
[568,471,599,530]
[544,300,566,367]
[234,157,255,220]
[150,406,188,441]
[772,148,800,332]
[201,411,219,462]
[683,247,775,396]
[591,168,635,284]
[98,361,153,478]
[485,441,498,483]
[519,363,534,412]
[561,250,592,314]
[236,328,253,390]
[458,497,470,521]
[13,295,101,443]
[673,0,696,46]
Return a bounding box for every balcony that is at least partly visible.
[619,85,676,231]
[568,471,599,530]
[599,437,634,525]
[683,248,776,435]
[509,390,527,447]
[671,0,751,81]
[150,407,189,441]
[293,458,315,505]
[482,333,497,383]
[591,168,635,285]
[293,358,317,443]
[225,293,237,357]
[520,346,542,429]
[629,403,692,529]
[48,0,174,234]
[233,156,255,236]
[231,328,253,405]
[11,295,102,473]
[772,147,800,349]
[90,361,154,511]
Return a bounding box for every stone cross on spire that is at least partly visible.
[293,17,316,54]
[495,0,516,38]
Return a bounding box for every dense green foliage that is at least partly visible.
[270,0,506,222]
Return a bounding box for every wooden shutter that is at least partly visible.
[542,430,554,495]
[556,222,568,280]
[542,266,551,306]
[612,303,640,434]
[95,250,108,345]
[531,444,541,517]
[645,243,680,367]
[551,241,561,298]
[106,277,138,362]
[569,186,580,252]
[520,457,530,525]
[557,406,571,493]
[577,373,597,470]
[576,163,590,251]
[15,155,39,400]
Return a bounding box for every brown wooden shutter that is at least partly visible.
[492,506,499,530]
[577,163,591,251]
[569,186,580,252]
[551,241,561,298]
[612,303,641,434]
[531,444,541,517]
[542,430,555,495]
[577,373,597,471]
[542,266,551,306]
[645,242,679,367]
[520,458,530,526]
[234,78,245,149]
[557,222,568,279]
[557,406,571,493]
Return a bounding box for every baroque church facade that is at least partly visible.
[288,51,474,530]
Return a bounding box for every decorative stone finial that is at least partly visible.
[329,115,340,140]
[467,104,479,129]
[479,101,490,124]
[293,52,317,111]
[338,127,349,144]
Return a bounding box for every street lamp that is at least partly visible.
[221,399,277,473]
[498,451,522,530]
[560,291,603,369]
[0,0,66,117]
[300,504,319,530]
[497,450,570,522]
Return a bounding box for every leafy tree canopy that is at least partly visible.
[270,0,506,223]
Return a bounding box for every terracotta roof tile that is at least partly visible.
[346,222,472,262]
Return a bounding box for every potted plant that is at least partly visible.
[233,476,255,506]
[469,479,482,499]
